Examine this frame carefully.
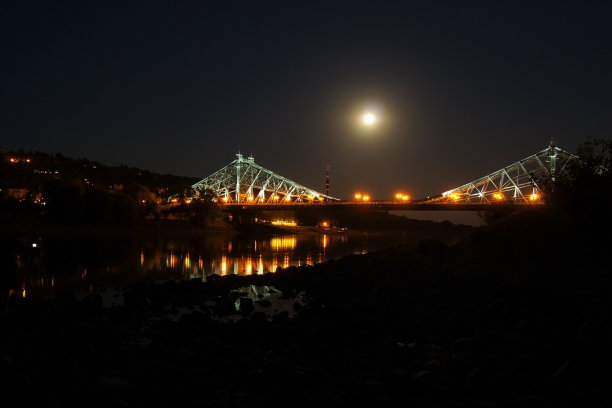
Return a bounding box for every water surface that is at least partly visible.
[16,231,411,297]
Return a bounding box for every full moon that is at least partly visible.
[362,112,377,126]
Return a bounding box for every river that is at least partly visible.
[15,230,419,298]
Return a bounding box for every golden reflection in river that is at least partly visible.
[246,256,252,275]
[16,231,369,295]
[258,255,264,275]
[168,253,177,268]
[151,234,323,277]
[270,236,297,251]
[221,255,227,275]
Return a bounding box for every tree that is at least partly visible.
[42,180,83,224]
[111,193,138,225]
[550,137,612,215]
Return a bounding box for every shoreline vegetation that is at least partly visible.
[0,206,475,240]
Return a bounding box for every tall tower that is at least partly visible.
[235,153,242,202]
[549,137,557,192]
[325,164,330,196]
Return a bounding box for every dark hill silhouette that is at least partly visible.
[0,149,198,199]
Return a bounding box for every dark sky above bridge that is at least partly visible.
[2,1,611,200]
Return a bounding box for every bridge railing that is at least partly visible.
[218,200,544,211]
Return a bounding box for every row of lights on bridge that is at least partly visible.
[209,192,416,203]
[447,192,540,201]
[212,191,540,203]
[353,193,370,201]
[172,191,541,204]
[218,194,324,202]
[225,191,540,203]
[355,192,411,202]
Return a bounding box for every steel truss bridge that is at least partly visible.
[190,141,578,211]
[192,153,339,204]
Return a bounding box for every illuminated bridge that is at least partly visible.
[424,140,577,205]
[192,153,339,204]
[191,141,578,211]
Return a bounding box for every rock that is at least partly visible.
[257,299,271,308]
[207,273,220,282]
[250,311,268,322]
[239,297,254,316]
[214,296,240,317]
[98,376,133,390]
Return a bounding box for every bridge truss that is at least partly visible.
[192,153,339,203]
[428,142,578,204]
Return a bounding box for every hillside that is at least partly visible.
[0,149,199,199]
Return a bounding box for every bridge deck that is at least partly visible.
[221,201,544,211]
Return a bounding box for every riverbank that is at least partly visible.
[1,210,474,239]
[1,207,610,406]
[0,213,232,238]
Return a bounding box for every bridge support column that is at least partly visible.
[549,138,557,193]
[235,153,242,202]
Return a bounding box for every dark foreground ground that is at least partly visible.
[1,208,611,407]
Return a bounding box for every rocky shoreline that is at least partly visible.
[1,208,611,407]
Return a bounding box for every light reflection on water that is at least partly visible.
[15,231,406,297]
[156,234,335,279]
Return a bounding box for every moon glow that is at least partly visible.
[362,112,377,126]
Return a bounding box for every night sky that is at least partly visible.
[2,1,611,200]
